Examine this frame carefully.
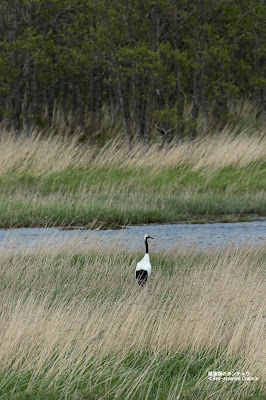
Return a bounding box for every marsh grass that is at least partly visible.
[0,129,265,227]
[0,128,265,174]
[0,240,265,399]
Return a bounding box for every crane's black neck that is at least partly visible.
[145,238,149,254]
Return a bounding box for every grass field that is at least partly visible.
[0,129,265,228]
[0,240,265,399]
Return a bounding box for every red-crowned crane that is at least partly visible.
[135,234,154,286]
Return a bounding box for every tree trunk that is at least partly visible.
[88,68,103,132]
[144,95,152,144]
[2,88,21,133]
[177,73,184,142]
[21,55,35,134]
[191,68,199,140]
[117,73,133,146]
[201,63,208,132]
[213,85,227,131]
[108,85,119,123]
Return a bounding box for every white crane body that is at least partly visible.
[135,235,153,286]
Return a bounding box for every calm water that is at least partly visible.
[0,221,265,254]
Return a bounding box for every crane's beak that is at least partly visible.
[148,236,154,239]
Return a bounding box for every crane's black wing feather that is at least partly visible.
[136,269,148,286]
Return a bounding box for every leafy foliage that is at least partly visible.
[0,0,265,142]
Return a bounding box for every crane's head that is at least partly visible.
[144,234,154,241]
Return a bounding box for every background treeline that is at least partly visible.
[0,0,265,145]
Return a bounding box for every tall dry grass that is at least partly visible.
[0,127,265,227]
[0,240,265,398]
[0,128,265,176]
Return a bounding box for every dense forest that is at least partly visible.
[0,0,265,145]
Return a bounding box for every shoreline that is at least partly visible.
[1,215,266,231]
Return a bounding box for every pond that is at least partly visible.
[0,220,265,254]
